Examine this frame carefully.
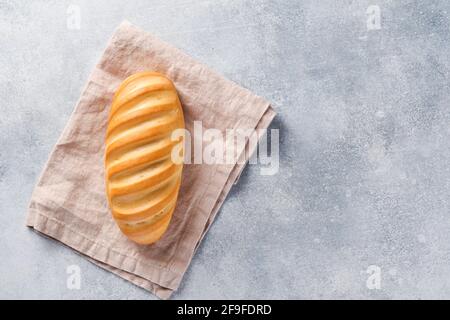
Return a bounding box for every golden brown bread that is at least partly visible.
[105,72,185,245]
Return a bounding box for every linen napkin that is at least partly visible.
[26,21,276,299]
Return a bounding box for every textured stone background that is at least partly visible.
[0,0,449,299]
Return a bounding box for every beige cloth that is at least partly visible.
[26,21,276,299]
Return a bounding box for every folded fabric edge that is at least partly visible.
[25,224,174,299]
[89,258,173,299]
[233,106,277,186]
[26,209,181,291]
[197,106,277,248]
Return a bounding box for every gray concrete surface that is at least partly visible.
[1,0,449,299]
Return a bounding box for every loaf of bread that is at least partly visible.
[105,72,185,244]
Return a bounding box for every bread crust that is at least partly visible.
[105,72,185,245]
